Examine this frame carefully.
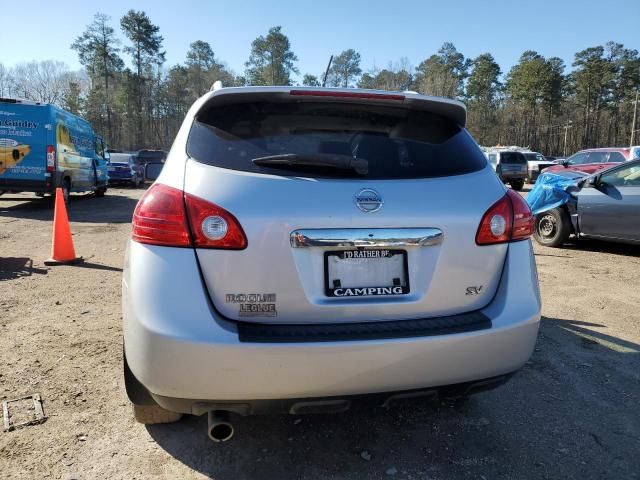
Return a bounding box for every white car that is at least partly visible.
[122,87,541,441]
[521,151,557,183]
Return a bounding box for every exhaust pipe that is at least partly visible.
[207,411,234,442]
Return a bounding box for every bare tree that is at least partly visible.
[9,61,76,104]
[0,63,13,97]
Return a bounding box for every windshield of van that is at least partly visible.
[188,101,487,179]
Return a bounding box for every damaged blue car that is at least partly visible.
[528,159,640,247]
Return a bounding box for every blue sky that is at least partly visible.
[1,0,638,81]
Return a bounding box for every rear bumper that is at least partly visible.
[0,178,53,193]
[123,240,541,404]
[147,373,515,416]
[108,173,134,183]
[500,172,527,181]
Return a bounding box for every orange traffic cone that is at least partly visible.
[44,188,82,266]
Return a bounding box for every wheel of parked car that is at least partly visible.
[95,187,107,197]
[510,179,525,191]
[533,208,572,247]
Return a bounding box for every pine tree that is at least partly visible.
[327,49,362,88]
[120,10,165,147]
[71,13,123,142]
[245,26,298,86]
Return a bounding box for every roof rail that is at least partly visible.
[0,97,42,106]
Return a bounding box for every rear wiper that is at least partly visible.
[252,153,368,175]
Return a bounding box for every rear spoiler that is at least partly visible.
[200,86,467,127]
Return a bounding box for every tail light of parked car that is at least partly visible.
[476,190,534,245]
[131,183,247,249]
[46,145,56,173]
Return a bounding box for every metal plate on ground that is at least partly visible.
[2,394,46,432]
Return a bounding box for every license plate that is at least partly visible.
[324,249,409,297]
[108,167,115,172]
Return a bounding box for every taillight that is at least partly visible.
[184,192,247,249]
[131,183,247,249]
[476,195,512,245]
[476,190,534,245]
[46,145,56,172]
[131,184,191,247]
[507,189,535,241]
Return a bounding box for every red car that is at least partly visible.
[543,148,631,175]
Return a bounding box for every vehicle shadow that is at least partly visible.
[559,239,640,257]
[76,261,123,273]
[0,192,139,224]
[145,316,639,479]
[0,257,48,281]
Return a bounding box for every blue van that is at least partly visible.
[0,98,109,201]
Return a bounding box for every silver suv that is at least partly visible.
[123,87,541,441]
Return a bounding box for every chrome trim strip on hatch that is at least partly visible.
[290,228,444,248]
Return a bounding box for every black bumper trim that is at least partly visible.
[149,373,515,416]
[237,310,491,343]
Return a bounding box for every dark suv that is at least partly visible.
[133,149,167,182]
[487,150,528,191]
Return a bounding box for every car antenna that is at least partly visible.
[321,55,333,88]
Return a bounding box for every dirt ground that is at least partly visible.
[0,187,639,480]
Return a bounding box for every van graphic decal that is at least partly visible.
[0,119,38,129]
[0,138,31,175]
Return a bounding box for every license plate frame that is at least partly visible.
[324,249,410,298]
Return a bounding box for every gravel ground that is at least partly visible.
[0,187,639,479]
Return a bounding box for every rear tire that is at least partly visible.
[510,179,525,191]
[132,404,183,425]
[95,187,107,197]
[62,179,71,203]
[533,208,572,247]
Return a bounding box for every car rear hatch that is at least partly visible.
[183,89,511,324]
[107,155,132,178]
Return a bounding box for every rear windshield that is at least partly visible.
[187,101,487,179]
[109,154,131,164]
[137,151,166,163]
[500,152,527,164]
